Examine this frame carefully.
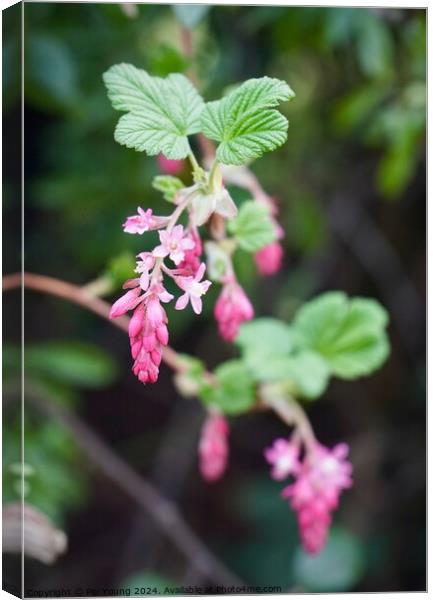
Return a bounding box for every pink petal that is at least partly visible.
[153,245,168,258]
[139,272,150,291]
[182,238,195,251]
[195,262,206,281]
[191,295,202,315]
[172,224,184,240]
[170,250,185,265]
[175,293,189,310]
[159,290,174,303]
[110,288,141,318]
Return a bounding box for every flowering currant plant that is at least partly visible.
[104,64,390,555]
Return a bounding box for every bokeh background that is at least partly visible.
[3,3,426,594]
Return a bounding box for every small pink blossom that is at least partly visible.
[282,442,353,554]
[254,242,284,276]
[153,225,195,266]
[199,413,229,482]
[175,263,212,315]
[177,227,202,276]
[109,287,142,318]
[214,279,254,342]
[135,252,156,291]
[157,154,184,175]
[264,438,300,481]
[123,207,169,235]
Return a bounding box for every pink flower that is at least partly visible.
[175,263,212,315]
[199,413,229,482]
[264,438,300,481]
[110,278,173,385]
[153,225,195,266]
[157,154,184,175]
[135,252,156,291]
[109,287,142,318]
[128,284,173,384]
[123,207,169,235]
[177,227,202,276]
[214,279,254,342]
[254,242,284,276]
[282,442,353,554]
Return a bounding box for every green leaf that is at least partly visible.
[103,64,204,159]
[200,360,255,415]
[237,319,325,394]
[292,292,390,379]
[201,77,295,165]
[152,175,185,203]
[242,349,329,400]
[236,318,293,355]
[228,201,276,252]
[25,341,118,388]
[292,528,365,592]
[279,351,330,399]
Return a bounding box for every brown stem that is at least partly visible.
[4,272,311,431]
[3,272,181,372]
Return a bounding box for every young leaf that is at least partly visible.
[201,77,295,165]
[277,351,330,400]
[240,346,329,400]
[228,201,276,252]
[236,318,293,355]
[152,175,185,202]
[292,292,390,379]
[199,360,255,415]
[103,63,204,159]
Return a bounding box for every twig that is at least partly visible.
[3,272,181,372]
[26,388,243,586]
[3,271,292,426]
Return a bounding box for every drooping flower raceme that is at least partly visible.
[214,277,254,341]
[199,412,230,482]
[265,437,352,554]
[110,203,212,384]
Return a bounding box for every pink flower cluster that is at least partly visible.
[110,206,211,384]
[265,438,352,554]
[199,413,229,482]
[214,277,254,342]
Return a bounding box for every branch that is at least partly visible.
[26,387,243,586]
[3,272,181,372]
[3,271,311,442]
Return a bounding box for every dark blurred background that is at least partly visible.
[3,3,426,594]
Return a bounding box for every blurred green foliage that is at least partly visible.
[3,341,118,525]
